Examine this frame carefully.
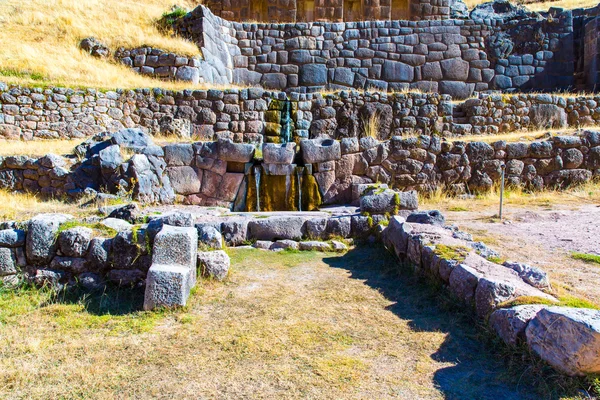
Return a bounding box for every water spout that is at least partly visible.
[254,165,261,212]
[280,101,293,144]
[296,166,304,212]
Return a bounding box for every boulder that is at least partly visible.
[503,261,550,289]
[107,204,140,224]
[263,143,296,164]
[50,257,88,274]
[111,229,147,268]
[32,268,65,289]
[300,138,341,164]
[299,241,332,251]
[152,225,198,274]
[331,240,348,252]
[101,217,132,232]
[526,307,600,376]
[58,226,93,257]
[164,143,194,166]
[489,305,545,346]
[247,217,307,241]
[197,250,230,280]
[270,239,299,251]
[26,214,72,265]
[144,264,192,310]
[111,128,153,150]
[306,218,328,240]
[360,189,418,215]
[0,229,25,247]
[326,216,351,238]
[78,272,105,291]
[87,237,112,271]
[218,138,255,163]
[221,219,249,246]
[175,66,200,84]
[299,64,327,86]
[79,37,110,58]
[0,248,17,276]
[381,216,412,258]
[406,210,445,226]
[529,104,567,129]
[253,240,273,250]
[167,166,201,195]
[198,225,223,249]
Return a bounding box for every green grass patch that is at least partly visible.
[571,252,600,265]
[0,68,45,81]
[499,295,600,310]
[433,244,471,263]
[0,281,165,334]
[156,6,188,33]
[57,220,117,238]
[448,206,469,212]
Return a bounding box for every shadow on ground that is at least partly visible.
[323,245,586,400]
[47,284,146,316]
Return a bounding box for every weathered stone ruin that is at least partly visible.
[1,0,600,382]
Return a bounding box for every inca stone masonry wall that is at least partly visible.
[172,5,583,96]
[4,83,600,142]
[0,129,598,208]
[202,0,446,23]
[114,47,204,85]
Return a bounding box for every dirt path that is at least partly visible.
[445,203,600,302]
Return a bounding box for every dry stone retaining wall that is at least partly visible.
[0,129,598,206]
[170,5,589,96]
[4,83,600,142]
[114,47,205,84]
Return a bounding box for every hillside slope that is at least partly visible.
[0,0,209,90]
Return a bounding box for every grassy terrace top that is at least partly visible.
[0,0,201,90]
[1,0,599,91]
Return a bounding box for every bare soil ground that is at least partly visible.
[1,246,586,399]
[445,203,600,303]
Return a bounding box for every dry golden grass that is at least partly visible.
[0,139,84,157]
[420,181,600,212]
[0,246,589,399]
[0,0,249,90]
[454,126,600,143]
[0,190,91,221]
[526,0,600,11]
[464,0,600,11]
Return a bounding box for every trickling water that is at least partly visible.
[296,167,304,212]
[285,173,291,205]
[254,165,261,212]
[280,101,293,144]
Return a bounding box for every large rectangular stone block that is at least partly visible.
[143,264,192,310]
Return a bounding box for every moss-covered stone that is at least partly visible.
[245,170,321,212]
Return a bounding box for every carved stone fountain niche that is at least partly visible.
[243,98,326,212]
[245,142,322,212]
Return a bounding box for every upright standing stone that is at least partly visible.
[144,225,199,310]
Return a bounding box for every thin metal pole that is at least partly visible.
[499,164,506,220]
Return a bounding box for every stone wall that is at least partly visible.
[176,6,495,96]
[488,8,575,92]
[452,93,600,135]
[170,5,593,97]
[3,83,600,142]
[201,0,445,23]
[114,47,204,84]
[0,129,598,208]
[584,16,600,91]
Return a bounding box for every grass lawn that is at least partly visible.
[0,246,595,399]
